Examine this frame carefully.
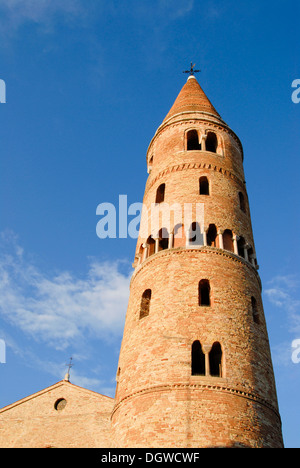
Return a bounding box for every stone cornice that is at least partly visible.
[147,113,244,161]
[131,247,262,291]
[145,160,246,197]
[111,382,281,422]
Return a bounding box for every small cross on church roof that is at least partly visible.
[183,62,201,76]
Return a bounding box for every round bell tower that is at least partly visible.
[111,74,284,448]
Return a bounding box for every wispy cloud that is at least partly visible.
[265,274,300,334]
[158,0,194,20]
[0,0,83,21]
[0,0,88,36]
[0,231,131,352]
[0,0,195,30]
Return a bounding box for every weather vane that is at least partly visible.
[64,357,73,382]
[183,62,201,76]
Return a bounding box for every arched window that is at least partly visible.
[199,279,211,306]
[237,236,245,258]
[158,228,169,251]
[140,289,152,319]
[146,236,155,257]
[239,192,246,213]
[199,176,210,195]
[207,224,218,247]
[148,155,154,173]
[251,297,260,324]
[192,341,205,376]
[173,224,186,248]
[189,222,203,246]
[115,367,121,397]
[187,130,201,151]
[223,229,234,252]
[209,342,223,377]
[248,247,257,267]
[156,184,165,204]
[206,132,218,153]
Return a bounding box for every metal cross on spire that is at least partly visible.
[64,357,73,382]
[183,62,201,76]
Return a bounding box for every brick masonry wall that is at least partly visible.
[135,115,255,262]
[0,381,114,448]
[111,90,284,448]
[111,249,283,448]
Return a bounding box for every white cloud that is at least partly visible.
[0,0,87,35]
[0,0,82,20]
[158,0,194,19]
[0,232,131,351]
[265,274,300,334]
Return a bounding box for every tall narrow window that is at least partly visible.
[192,341,205,376]
[199,177,210,195]
[251,297,260,324]
[140,289,152,319]
[248,247,257,267]
[115,367,121,397]
[199,279,211,306]
[158,228,169,251]
[206,132,218,153]
[156,184,165,204]
[146,236,155,257]
[207,224,218,247]
[189,222,202,246]
[173,224,186,248]
[237,236,245,258]
[223,229,234,252]
[239,192,246,213]
[209,342,222,377]
[187,130,201,150]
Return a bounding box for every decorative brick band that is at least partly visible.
[131,247,261,291]
[145,161,245,197]
[111,382,281,421]
[147,113,244,158]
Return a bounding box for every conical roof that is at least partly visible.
[163,75,220,122]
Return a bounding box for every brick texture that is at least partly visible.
[0,381,114,448]
[111,76,284,448]
[0,76,284,449]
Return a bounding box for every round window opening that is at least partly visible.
[54,398,67,411]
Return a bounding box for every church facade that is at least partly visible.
[0,74,284,448]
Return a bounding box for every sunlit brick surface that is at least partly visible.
[111,76,284,448]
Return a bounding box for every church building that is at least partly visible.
[0,70,284,448]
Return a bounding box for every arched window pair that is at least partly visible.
[187,130,218,153]
[221,230,257,265]
[192,341,223,377]
[142,224,185,259]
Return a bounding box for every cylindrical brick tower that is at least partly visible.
[111,75,284,448]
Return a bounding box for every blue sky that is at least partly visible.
[0,0,299,448]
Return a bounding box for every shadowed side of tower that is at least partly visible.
[111,75,284,448]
